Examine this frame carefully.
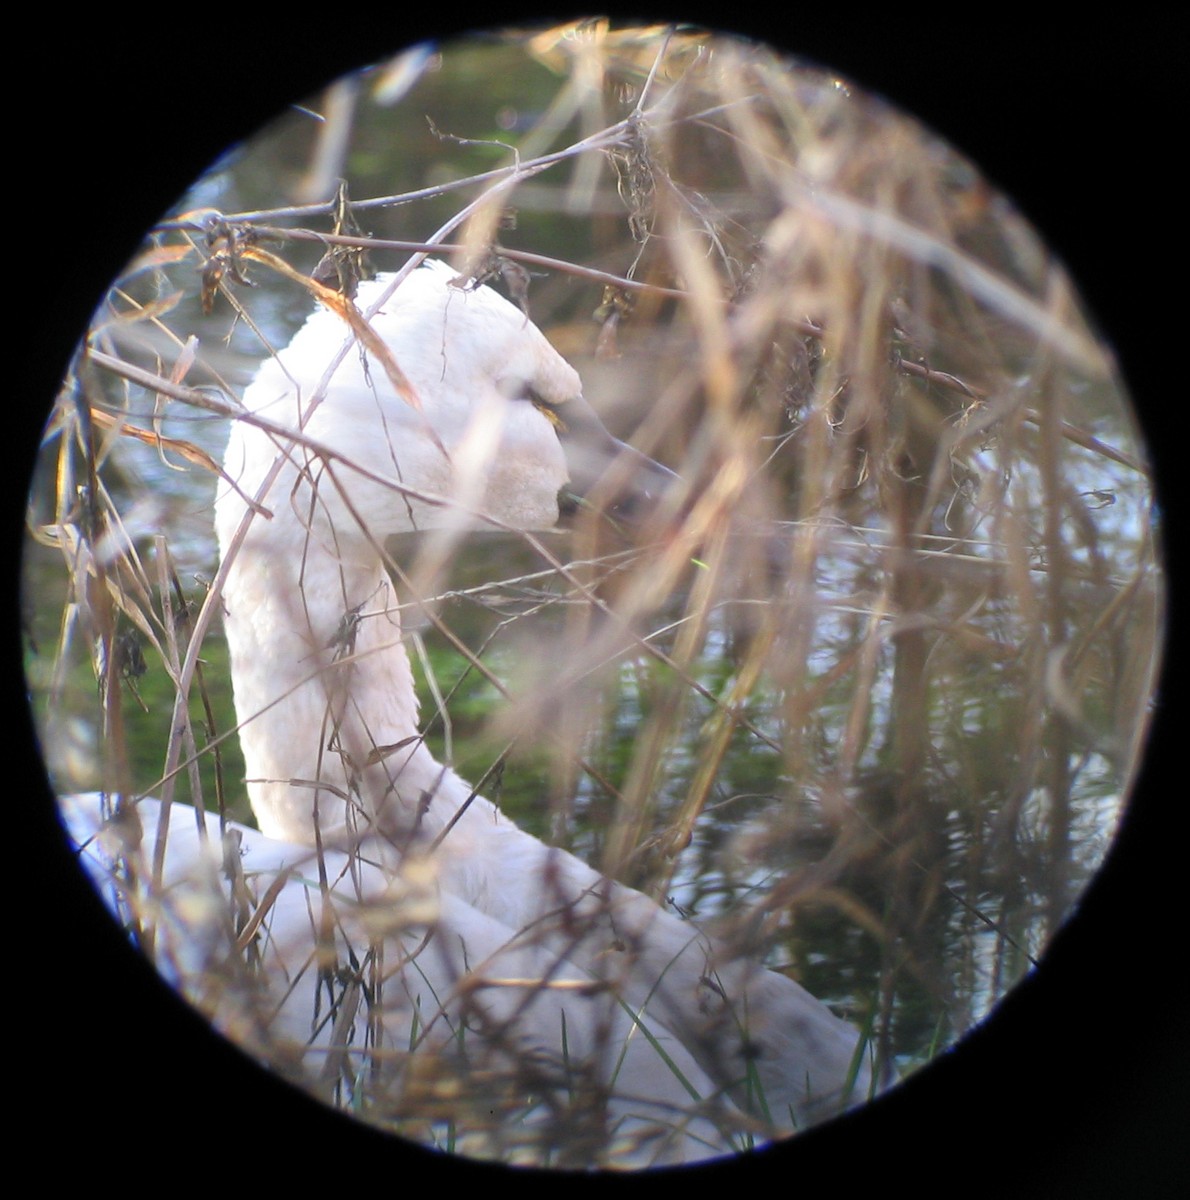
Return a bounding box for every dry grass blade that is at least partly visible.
[239,243,426,415]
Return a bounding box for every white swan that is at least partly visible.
[64,260,874,1167]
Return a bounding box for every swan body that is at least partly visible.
[67,260,874,1165]
[62,793,729,1165]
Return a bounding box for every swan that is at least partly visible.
[63,259,874,1166]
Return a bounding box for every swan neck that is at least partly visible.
[221,520,438,846]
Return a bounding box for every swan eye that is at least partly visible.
[525,388,568,432]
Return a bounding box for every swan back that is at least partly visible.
[61,794,738,1167]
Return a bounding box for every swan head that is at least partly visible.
[220,260,667,555]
